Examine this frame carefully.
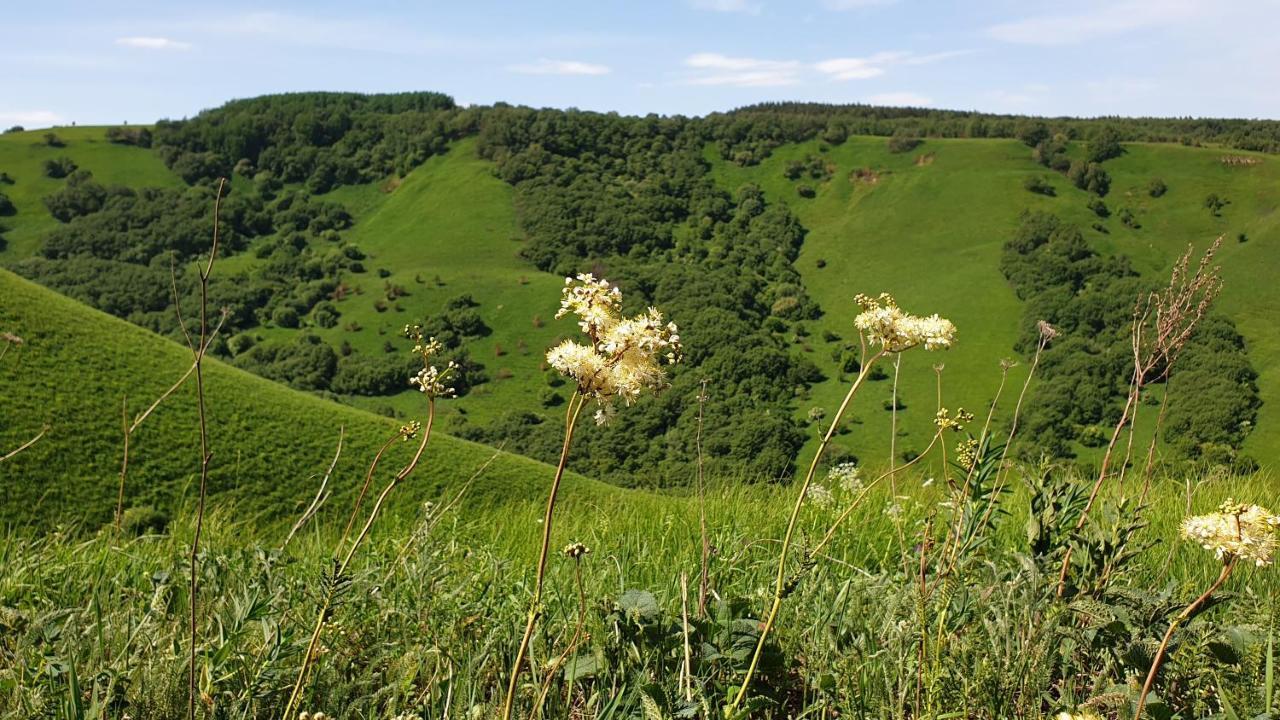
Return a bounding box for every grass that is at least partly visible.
[707,137,1280,465]
[0,126,181,258]
[0,267,610,530]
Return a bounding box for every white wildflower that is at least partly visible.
[806,484,835,507]
[854,293,956,353]
[826,462,863,493]
[1181,499,1280,567]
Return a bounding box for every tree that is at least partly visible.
[42,157,78,179]
[1085,127,1123,163]
[1016,120,1051,148]
[1204,193,1227,216]
[1023,176,1055,196]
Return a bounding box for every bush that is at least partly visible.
[1146,178,1167,197]
[42,157,78,179]
[1087,197,1109,218]
[119,506,170,536]
[0,192,14,216]
[43,132,65,148]
[1204,193,1227,216]
[796,184,816,198]
[3,125,23,134]
[272,306,300,328]
[887,134,922,154]
[1022,176,1055,196]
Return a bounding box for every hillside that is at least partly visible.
[1,99,1277,486]
[709,136,1280,464]
[0,267,609,528]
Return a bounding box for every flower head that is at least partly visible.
[806,484,835,507]
[547,275,682,424]
[404,324,456,399]
[827,462,863,493]
[1181,499,1279,566]
[854,293,956,352]
[562,541,591,560]
[934,407,974,433]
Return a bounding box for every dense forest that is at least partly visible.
[7,92,1270,482]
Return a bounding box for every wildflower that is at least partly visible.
[934,407,974,433]
[1037,320,1059,341]
[0,331,22,346]
[826,462,862,493]
[806,484,835,507]
[854,293,956,352]
[399,420,421,440]
[547,274,682,424]
[562,541,591,559]
[954,438,979,470]
[1180,499,1279,566]
[404,324,456,399]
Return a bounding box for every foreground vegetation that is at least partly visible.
[1,471,1276,719]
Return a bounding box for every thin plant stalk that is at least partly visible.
[0,424,48,464]
[727,348,885,713]
[339,429,403,552]
[1135,558,1237,719]
[181,178,225,720]
[695,379,711,617]
[281,400,437,719]
[282,427,344,551]
[502,391,587,720]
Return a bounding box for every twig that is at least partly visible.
[0,424,48,463]
[282,427,345,551]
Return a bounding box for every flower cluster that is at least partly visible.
[562,541,591,560]
[854,293,956,352]
[934,407,974,433]
[1181,499,1280,567]
[398,420,421,440]
[805,484,835,507]
[547,274,682,425]
[954,438,980,471]
[1055,711,1103,720]
[404,324,456,399]
[826,462,863,493]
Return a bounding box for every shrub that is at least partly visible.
[796,184,816,198]
[43,132,65,148]
[0,192,14,216]
[1087,197,1109,218]
[1147,178,1167,197]
[119,506,170,536]
[887,134,922,154]
[42,156,78,179]
[1023,176,1055,196]
[272,306,300,328]
[1204,193,1227,216]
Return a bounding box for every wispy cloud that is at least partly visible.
[115,36,192,50]
[508,58,611,76]
[865,91,931,106]
[683,53,803,86]
[814,50,964,80]
[0,110,65,127]
[691,0,763,14]
[821,0,897,9]
[987,0,1203,45]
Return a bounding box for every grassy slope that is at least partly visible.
[710,137,1280,465]
[0,126,181,258]
[266,138,571,431]
[0,267,612,529]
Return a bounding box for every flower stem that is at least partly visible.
[1135,558,1236,719]
[502,391,586,720]
[727,351,883,714]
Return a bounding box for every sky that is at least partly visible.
[2,0,1279,128]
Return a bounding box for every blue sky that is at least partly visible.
[3,0,1278,128]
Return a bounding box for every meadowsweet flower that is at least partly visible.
[934,407,974,433]
[404,324,456,399]
[1181,499,1280,566]
[806,484,835,507]
[562,541,591,559]
[854,293,956,352]
[955,438,979,470]
[547,274,682,424]
[827,462,863,493]
[1055,711,1103,720]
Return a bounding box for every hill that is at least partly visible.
[0,266,609,529]
[1,96,1278,486]
[709,135,1280,465]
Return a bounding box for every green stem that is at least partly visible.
[502,392,586,720]
[727,351,883,714]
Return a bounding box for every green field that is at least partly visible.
[709,137,1280,465]
[0,127,181,258]
[0,267,611,528]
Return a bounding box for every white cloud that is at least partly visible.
[822,0,897,9]
[987,0,1203,45]
[0,110,65,127]
[865,91,931,106]
[692,0,763,13]
[508,59,611,76]
[683,53,803,86]
[814,50,961,81]
[115,36,192,51]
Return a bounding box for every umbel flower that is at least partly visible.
[547,273,682,424]
[854,293,956,352]
[404,324,457,399]
[1181,499,1280,567]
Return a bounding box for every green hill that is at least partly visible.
[0,267,609,529]
[1,100,1278,485]
[710,136,1280,464]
